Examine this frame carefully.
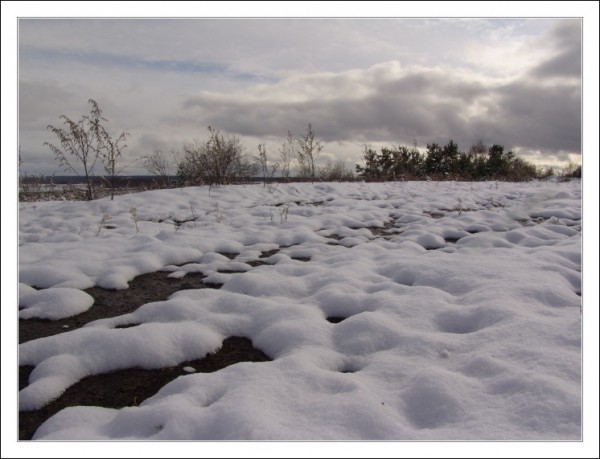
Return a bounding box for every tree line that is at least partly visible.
[355,140,546,182]
[36,100,578,201]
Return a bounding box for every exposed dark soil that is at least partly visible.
[19,271,219,344]
[217,252,240,260]
[444,237,462,244]
[18,270,271,440]
[290,256,311,262]
[368,219,397,238]
[259,249,280,258]
[19,337,270,440]
[326,316,347,324]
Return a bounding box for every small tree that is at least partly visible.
[355,145,380,181]
[279,131,294,182]
[486,144,514,178]
[562,161,581,178]
[45,99,105,200]
[507,157,538,181]
[424,142,443,176]
[295,145,310,180]
[424,140,460,177]
[45,99,128,200]
[255,143,279,188]
[144,149,175,187]
[469,140,487,155]
[296,123,324,182]
[100,129,130,200]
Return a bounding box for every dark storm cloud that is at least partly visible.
[482,81,581,152]
[529,20,581,79]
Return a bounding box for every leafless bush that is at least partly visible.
[279,131,294,182]
[143,149,176,187]
[255,143,280,188]
[318,160,355,181]
[100,130,130,200]
[44,99,129,200]
[296,123,324,182]
[177,127,257,188]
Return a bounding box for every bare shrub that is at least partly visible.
[279,131,294,182]
[44,99,129,200]
[318,160,355,181]
[255,143,280,188]
[100,130,130,200]
[296,123,324,182]
[177,127,257,188]
[143,149,176,188]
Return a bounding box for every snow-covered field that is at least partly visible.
[17,180,584,442]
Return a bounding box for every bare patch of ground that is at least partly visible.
[19,271,270,440]
[19,271,219,344]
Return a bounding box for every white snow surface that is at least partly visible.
[18,181,582,440]
[19,284,94,320]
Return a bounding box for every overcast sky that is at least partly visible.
[16,15,583,175]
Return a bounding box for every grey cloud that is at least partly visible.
[529,20,581,79]
[19,80,83,130]
[479,81,581,152]
[379,73,487,103]
[18,79,91,174]
[532,46,581,78]
[180,63,580,157]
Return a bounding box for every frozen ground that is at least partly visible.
[15,180,586,441]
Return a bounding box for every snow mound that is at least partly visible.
[19,287,95,320]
